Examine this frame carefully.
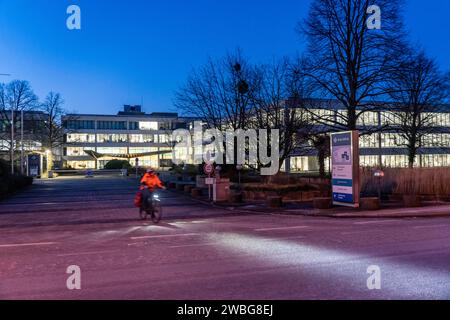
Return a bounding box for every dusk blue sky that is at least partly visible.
[1,0,449,115]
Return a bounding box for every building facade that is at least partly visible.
[62,105,195,170]
[287,103,450,172]
[62,103,450,172]
[0,110,57,174]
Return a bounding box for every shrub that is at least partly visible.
[0,175,33,198]
[104,160,132,170]
[169,164,199,176]
[236,182,320,196]
[361,167,450,196]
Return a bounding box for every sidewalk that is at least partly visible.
[175,189,450,218]
[298,204,450,218]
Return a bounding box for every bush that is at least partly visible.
[0,175,33,199]
[236,182,319,195]
[104,160,132,170]
[169,163,199,176]
[361,167,450,196]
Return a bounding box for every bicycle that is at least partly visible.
[139,193,163,223]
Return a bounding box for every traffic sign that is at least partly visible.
[204,163,214,175]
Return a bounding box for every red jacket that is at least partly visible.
[140,173,163,191]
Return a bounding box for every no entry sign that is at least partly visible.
[204,163,214,175]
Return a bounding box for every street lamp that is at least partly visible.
[236,164,243,189]
[373,169,385,201]
[1,73,13,174]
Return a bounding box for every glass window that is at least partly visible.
[139,122,158,130]
[357,111,379,126]
[381,133,407,148]
[130,134,155,143]
[97,134,128,143]
[67,134,96,143]
[129,147,153,154]
[97,121,127,130]
[66,120,95,130]
[381,155,411,168]
[66,147,95,156]
[66,161,96,169]
[360,134,379,148]
[360,155,380,167]
[97,147,128,154]
[129,122,139,130]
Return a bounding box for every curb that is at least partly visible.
[167,189,450,219]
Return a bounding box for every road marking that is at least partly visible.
[254,226,310,232]
[169,236,307,249]
[0,242,57,248]
[353,220,398,225]
[413,224,449,229]
[130,233,199,240]
[57,250,118,257]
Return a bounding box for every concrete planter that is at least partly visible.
[191,188,202,197]
[229,193,243,203]
[403,195,422,207]
[313,198,332,209]
[267,196,283,208]
[196,176,207,188]
[360,197,381,210]
[184,185,194,193]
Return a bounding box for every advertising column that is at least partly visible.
[331,131,360,207]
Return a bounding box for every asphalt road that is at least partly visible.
[0,176,449,299]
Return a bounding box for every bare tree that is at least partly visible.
[249,58,314,170]
[0,80,38,167]
[39,92,68,170]
[299,0,407,130]
[175,50,255,131]
[386,50,450,167]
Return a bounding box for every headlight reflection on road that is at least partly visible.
[206,232,450,299]
[94,226,142,238]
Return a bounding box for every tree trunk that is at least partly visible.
[318,150,326,178]
[407,147,416,169]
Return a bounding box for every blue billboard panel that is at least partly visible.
[331,131,359,207]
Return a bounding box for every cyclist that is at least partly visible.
[140,168,165,210]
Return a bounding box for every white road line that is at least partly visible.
[0,242,57,248]
[57,250,118,257]
[169,235,307,249]
[353,220,398,225]
[413,224,449,229]
[130,233,199,240]
[255,226,310,232]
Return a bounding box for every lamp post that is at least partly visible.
[374,169,384,201]
[11,108,14,174]
[1,73,12,173]
[20,109,24,174]
[236,164,243,190]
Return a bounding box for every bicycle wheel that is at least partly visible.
[151,201,162,223]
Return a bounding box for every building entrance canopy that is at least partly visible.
[84,150,171,160]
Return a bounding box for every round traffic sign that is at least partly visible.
[204,163,214,175]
